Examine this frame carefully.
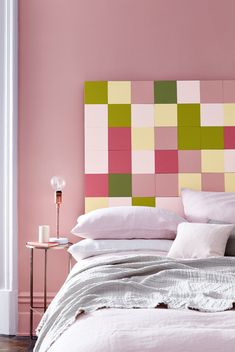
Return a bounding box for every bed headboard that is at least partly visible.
[84,80,235,214]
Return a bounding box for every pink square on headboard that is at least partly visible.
[156,174,178,196]
[131,81,154,103]
[132,174,155,196]
[178,150,201,172]
[201,173,225,192]
[223,80,235,102]
[155,127,177,150]
[200,80,223,103]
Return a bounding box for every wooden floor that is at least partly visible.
[0,336,36,352]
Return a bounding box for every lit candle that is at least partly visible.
[38,225,50,242]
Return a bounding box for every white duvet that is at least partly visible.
[36,252,235,352]
[46,308,235,352]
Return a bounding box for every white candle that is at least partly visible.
[38,225,50,242]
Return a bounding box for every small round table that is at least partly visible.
[26,242,73,339]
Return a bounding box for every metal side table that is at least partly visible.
[26,242,73,339]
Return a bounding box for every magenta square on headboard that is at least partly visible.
[155,150,178,173]
[224,127,235,149]
[85,174,108,196]
[109,150,131,173]
[108,127,131,150]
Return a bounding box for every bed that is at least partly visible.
[34,80,235,351]
[35,252,235,352]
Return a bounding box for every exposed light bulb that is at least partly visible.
[50,176,66,191]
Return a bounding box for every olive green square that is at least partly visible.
[178,127,201,150]
[108,104,131,127]
[154,81,177,104]
[109,174,132,197]
[201,127,224,149]
[132,197,156,207]
[177,104,200,126]
[84,81,108,104]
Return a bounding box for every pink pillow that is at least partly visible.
[167,222,234,259]
[181,189,235,223]
[71,206,186,239]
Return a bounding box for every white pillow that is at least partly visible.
[68,238,173,261]
[71,206,186,240]
[181,188,235,223]
[167,222,234,259]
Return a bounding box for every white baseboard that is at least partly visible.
[0,289,18,335]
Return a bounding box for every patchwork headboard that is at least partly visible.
[84,80,235,213]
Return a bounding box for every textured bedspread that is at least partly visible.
[34,254,235,352]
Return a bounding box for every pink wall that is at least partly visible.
[18,0,235,334]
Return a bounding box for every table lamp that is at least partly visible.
[49,176,68,244]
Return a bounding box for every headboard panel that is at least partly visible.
[84,80,235,214]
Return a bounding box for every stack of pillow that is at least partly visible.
[70,206,185,260]
[69,189,235,261]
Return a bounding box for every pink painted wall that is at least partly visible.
[18,0,235,334]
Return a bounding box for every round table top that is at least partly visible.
[26,242,73,250]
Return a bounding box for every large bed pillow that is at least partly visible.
[167,222,234,259]
[68,238,173,261]
[71,206,186,239]
[208,219,235,256]
[181,189,235,223]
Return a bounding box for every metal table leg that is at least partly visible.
[68,252,72,274]
[44,249,47,312]
[30,248,34,339]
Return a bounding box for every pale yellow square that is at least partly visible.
[178,174,201,193]
[108,81,131,104]
[201,150,224,172]
[224,104,235,126]
[85,197,109,213]
[225,173,235,192]
[132,128,155,150]
[154,104,177,126]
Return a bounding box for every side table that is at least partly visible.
[26,242,73,339]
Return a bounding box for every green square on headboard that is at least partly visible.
[132,197,156,207]
[201,127,224,149]
[177,104,201,126]
[154,81,177,104]
[178,126,201,150]
[109,174,132,196]
[108,104,131,127]
[84,81,108,104]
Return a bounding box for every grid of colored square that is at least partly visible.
[84,80,235,211]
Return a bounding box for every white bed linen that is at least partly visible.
[37,251,235,352]
[47,308,235,352]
